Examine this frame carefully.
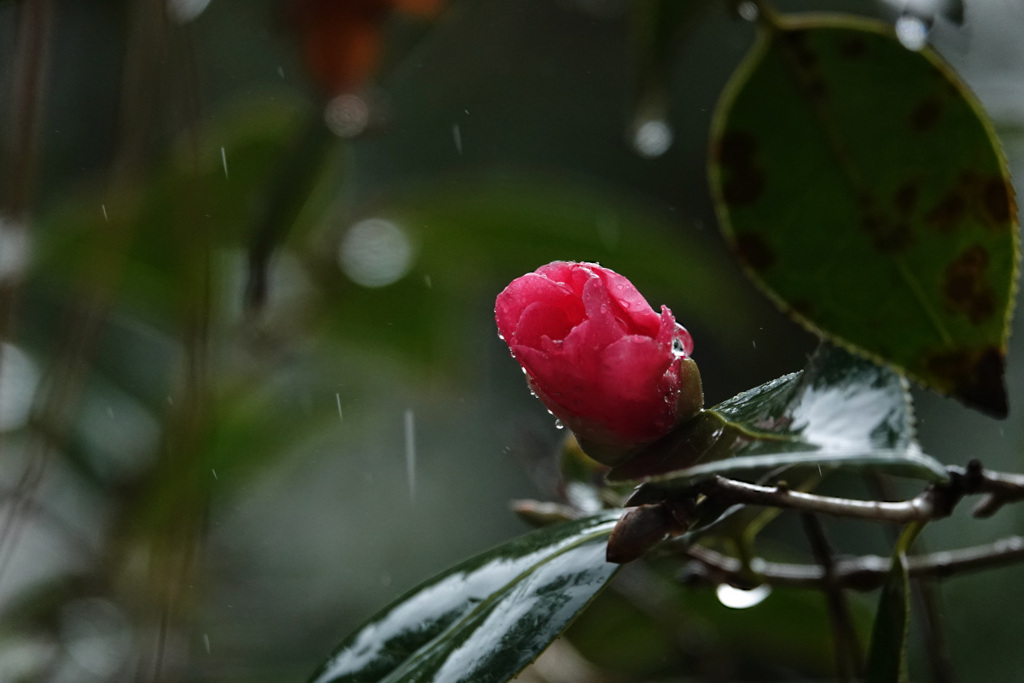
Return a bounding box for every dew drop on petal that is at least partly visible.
[716,583,771,609]
[554,418,565,430]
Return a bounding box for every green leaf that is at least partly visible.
[308,512,621,683]
[608,343,949,487]
[864,523,924,683]
[709,13,1019,417]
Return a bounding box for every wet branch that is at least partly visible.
[692,460,1024,525]
[635,460,1024,587]
[680,536,1024,591]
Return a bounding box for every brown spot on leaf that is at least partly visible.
[805,77,827,100]
[983,176,1012,227]
[861,211,913,253]
[943,245,995,324]
[782,28,821,73]
[717,131,765,207]
[723,168,766,206]
[893,182,919,215]
[911,96,942,132]
[734,232,775,271]
[784,28,809,47]
[925,192,965,233]
[924,346,1007,418]
[716,131,756,166]
[838,35,867,58]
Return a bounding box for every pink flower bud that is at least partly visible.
[496,261,702,465]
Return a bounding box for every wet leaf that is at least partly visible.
[308,512,621,683]
[609,344,949,487]
[864,523,923,683]
[709,14,1019,417]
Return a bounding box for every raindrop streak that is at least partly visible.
[203,633,211,654]
[452,123,463,155]
[632,119,674,158]
[895,14,929,51]
[211,468,218,480]
[336,393,344,422]
[404,409,416,503]
[101,204,108,222]
[716,583,772,609]
[220,146,229,179]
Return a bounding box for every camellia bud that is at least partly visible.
[495,261,703,466]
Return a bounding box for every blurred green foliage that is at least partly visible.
[1,0,1023,681]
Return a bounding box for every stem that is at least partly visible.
[698,476,942,523]
[801,514,861,680]
[681,536,1024,591]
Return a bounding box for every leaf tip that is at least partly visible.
[924,345,1009,419]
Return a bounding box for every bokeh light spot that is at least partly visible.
[339,218,415,288]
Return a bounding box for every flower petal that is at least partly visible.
[495,272,582,343]
[515,302,575,348]
[593,267,661,336]
[599,335,676,404]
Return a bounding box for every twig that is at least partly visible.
[950,462,1024,517]
[695,476,946,524]
[684,461,1024,527]
[680,536,1024,591]
[800,514,861,680]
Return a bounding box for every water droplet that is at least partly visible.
[716,583,771,609]
[895,14,929,51]
[631,118,674,158]
[339,218,415,288]
[324,94,370,138]
[554,419,565,430]
[736,1,758,21]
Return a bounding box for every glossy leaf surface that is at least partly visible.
[308,512,621,683]
[709,14,1019,416]
[609,344,949,486]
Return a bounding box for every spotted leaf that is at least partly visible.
[709,14,1019,417]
